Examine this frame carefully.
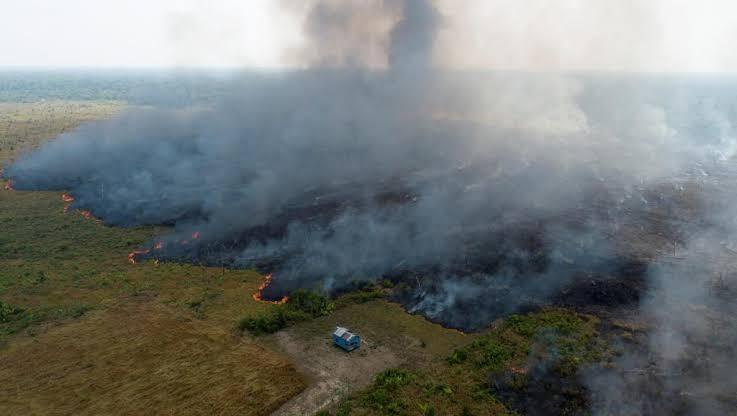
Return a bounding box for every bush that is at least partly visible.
[288,289,335,317]
[340,369,416,415]
[374,369,415,390]
[0,301,23,323]
[238,308,310,335]
[447,350,468,365]
[240,290,334,335]
[335,287,385,307]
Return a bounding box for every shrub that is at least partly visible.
[238,308,311,336]
[344,369,416,415]
[375,369,415,390]
[419,403,436,416]
[447,349,468,365]
[0,301,23,323]
[460,406,474,416]
[335,287,385,307]
[240,290,334,335]
[288,289,334,317]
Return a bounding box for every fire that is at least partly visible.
[252,274,289,305]
[4,180,14,191]
[61,193,96,220]
[510,366,528,375]
[179,231,201,245]
[62,193,74,212]
[128,249,151,264]
[128,241,163,264]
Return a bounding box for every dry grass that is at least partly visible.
[0,299,305,416]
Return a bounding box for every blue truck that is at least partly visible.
[333,326,361,351]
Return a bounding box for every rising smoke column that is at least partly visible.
[6,1,737,340]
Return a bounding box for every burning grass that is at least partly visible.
[0,182,283,341]
[0,99,652,415]
[0,101,311,413]
[0,103,277,338]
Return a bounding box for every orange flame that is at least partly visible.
[252,274,289,305]
[510,366,528,375]
[62,193,74,213]
[128,249,151,264]
[4,180,14,191]
[79,210,93,219]
[178,231,201,246]
[154,242,164,250]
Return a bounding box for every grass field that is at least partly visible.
[0,299,303,416]
[0,101,306,415]
[0,100,606,416]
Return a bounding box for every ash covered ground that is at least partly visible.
[6,1,737,414]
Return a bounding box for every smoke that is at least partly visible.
[581,170,737,415]
[388,0,439,70]
[5,2,737,410]
[286,0,440,71]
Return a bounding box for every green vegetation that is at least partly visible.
[239,284,388,336]
[0,101,123,163]
[334,285,386,308]
[450,309,604,378]
[0,95,613,416]
[0,100,306,415]
[239,289,335,335]
[0,300,92,338]
[0,70,230,105]
[336,369,417,415]
[328,309,606,415]
[0,102,278,342]
[0,301,23,323]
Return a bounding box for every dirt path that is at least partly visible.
[271,330,402,415]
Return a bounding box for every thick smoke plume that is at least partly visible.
[5,3,737,412]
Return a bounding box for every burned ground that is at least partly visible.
[122,170,703,334]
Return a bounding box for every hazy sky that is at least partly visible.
[2,0,737,72]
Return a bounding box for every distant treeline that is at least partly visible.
[0,69,249,106]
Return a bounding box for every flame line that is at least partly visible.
[252,274,289,305]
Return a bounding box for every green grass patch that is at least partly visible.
[0,101,273,343]
[239,285,388,336]
[336,369,416,416]
[448,308,604,378]
[239,289,335,335]
[334,286,386,308]
[329,309,605,415]
[0,302,92,340]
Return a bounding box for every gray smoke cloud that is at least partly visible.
[582,167,737,415]
[5,2,737,411]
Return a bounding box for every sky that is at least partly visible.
[2,0,737,72]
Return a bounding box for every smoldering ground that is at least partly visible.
[5,2,737,413]
[6,0,737,323]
